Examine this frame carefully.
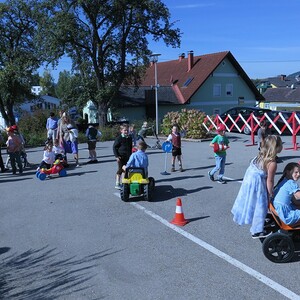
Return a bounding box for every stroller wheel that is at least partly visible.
[262,232,295,263]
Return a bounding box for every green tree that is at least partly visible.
[39,69,56,96]
[0,0,42,125]
[55,70,96,112]
[37,0,181,125]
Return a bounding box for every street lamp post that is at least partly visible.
[150,53,161,136]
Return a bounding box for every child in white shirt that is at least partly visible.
[38,143,55,170]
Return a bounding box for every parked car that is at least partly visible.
[219,106,275,134]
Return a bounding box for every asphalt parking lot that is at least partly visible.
[1,133,300,299]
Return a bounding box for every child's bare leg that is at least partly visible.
[177,155,183,171]
[116,174,120,185]
[93,150,97,160]
[74,153,79,166]
[171,156,176,171]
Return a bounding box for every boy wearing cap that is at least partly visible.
[208,124,230,184]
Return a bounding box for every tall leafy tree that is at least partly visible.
[0,0,42,126]
[39,69,56,96]
[37,0,181,125]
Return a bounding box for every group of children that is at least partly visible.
[37,138,66,171]
[204,121,300,239]
[5,118,300,238]
[113,123,184,189]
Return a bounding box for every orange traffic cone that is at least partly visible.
[170,198,189,226]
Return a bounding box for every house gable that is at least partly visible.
[188,57,260,114]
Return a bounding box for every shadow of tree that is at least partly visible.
[0,246,118,299]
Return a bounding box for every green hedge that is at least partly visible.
[161,109,209,139]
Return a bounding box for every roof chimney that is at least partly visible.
[178,53,185,62]
[280,74,286,81]
[188,50,194,72]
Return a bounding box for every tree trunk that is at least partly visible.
[98,103,108,127]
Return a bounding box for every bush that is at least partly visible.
[18,110,50,146]
[161,109,208,139]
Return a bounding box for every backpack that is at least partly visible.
[88,127,98,140]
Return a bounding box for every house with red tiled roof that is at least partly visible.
[114,50,264,123]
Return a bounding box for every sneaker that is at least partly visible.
[208,171,214,181]
[76,164,80,167]
[171,167,175,172]
[179,167,184,172]
[217,178,226,184]
[252,231,272,239]
[115,183,121,189]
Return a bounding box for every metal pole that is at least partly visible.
[150,53,161,136]
[154,61,158,136]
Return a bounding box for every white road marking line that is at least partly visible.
[124,199,299,300]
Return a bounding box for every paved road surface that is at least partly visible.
[1,133,300,299]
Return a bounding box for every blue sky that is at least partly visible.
[152,0,300,79]
[2,0,297,81]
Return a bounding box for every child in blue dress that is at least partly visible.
[231,135,283,239]
[273,162,300,225]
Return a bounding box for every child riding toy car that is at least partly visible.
[36,159,67,180]
[261,201,300,263]
[120,167,155,202]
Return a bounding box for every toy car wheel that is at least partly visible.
[262,232,295,263]
[59,169,67,177]
[149,177,155,190]
[147,178,155,201]
[143,184,151,201]
[38,173,47,181]
[120,184,130,202]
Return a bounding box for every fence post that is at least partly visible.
[250,113,255,146]
[292,112,297,151]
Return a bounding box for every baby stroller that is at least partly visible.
[148,125,162,150]
[261,201,300,263]
[137,124,162,150]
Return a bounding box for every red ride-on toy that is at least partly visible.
[121,167,155,202]
[261,202,300,263]
[36,159,67,180]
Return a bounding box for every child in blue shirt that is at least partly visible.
[123,141,148,177]
[208,124,230,184]
[273,162,300,225]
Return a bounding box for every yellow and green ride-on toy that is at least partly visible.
[121,167,155,202]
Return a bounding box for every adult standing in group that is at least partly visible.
[46,112,58,143]
[58,113,80,167]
